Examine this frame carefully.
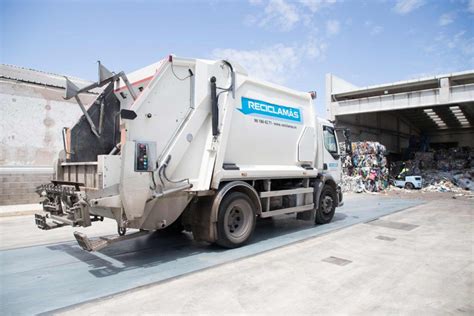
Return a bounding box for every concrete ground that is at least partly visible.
[0,202,42,218]
[1,194,424,315]
[0,211,119,250]
[0,192,472,315]
[61,194,473,315]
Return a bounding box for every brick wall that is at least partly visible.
[0,169,53,205]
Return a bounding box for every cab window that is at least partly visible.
[323,126,338,154]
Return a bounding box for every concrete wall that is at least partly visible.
[0,79,97,166]
[335,111,419,153]
[427,129,474,147]
[0,79,97,205]
[0,168,52,205]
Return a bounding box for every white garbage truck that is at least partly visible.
[35,56,343,251]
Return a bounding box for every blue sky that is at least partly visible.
[1,0,473,115]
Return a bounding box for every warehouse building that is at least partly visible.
[2,66,473,205]
[326,70,474,155]
[0,65,98,205]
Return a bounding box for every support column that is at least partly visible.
[439,77,450,104]
[397,116,400,153]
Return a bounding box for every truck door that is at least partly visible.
[322,125,341,183]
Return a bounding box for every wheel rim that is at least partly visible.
[224,199,253,241]
[321,194,334,214]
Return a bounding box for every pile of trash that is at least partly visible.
[421,170,474,193]
[341,141,389,193]
[401,147,474,193]
[387,147,474,193]
[341,143,474,194]
[406,147,473,174]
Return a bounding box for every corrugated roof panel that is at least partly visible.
[0,64,100,94]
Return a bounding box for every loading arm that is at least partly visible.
[64,61,136,137]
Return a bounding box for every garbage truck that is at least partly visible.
[34,55,343,251]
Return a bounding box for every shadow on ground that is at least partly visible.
[47,213,349,278]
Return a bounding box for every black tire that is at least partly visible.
[315,186,337,224]
[216,191,256,248]
[404,182,415,190]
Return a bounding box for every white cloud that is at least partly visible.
[393,0,425,15]
[364,20,383,35]
[448,30,466,49]
[439,13,454,26]
[246,0,338,31]
[212,45,299,84]
[469,0,474,13]
[303,36,328,60]
[257,0,300,31]
[299,0,337,13]
[212,38,328,84]
[428,30,474,68]
[371,25,384,35]
[326,19,340,36]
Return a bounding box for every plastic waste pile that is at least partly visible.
[341,141,389,193]
[403,147,474,193]
[341,142,473,193]
[410,147,472,172]
[421,170,473,193]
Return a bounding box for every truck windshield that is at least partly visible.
[323,126,338,154]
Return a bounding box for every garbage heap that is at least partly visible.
[341,142,389,193]
[405,147,474,192]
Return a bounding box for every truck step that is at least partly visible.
[73,230,149,252]
[260,204,314,218]
[74,232,108,252]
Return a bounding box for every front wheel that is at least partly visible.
[404,182,415,190]
[216,192,256,248]
[315,186,337,224]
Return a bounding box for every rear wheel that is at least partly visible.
[216,192,256,248]
[315,186,336,224]
[404,182,415,190]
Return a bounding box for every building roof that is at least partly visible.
[0,64,99,94]
[330,70,474,98]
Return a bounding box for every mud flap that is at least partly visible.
[189,196,217,243]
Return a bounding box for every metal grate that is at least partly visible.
[367,220,419,231]
[322,256,352,266]
[375,235,397,241]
